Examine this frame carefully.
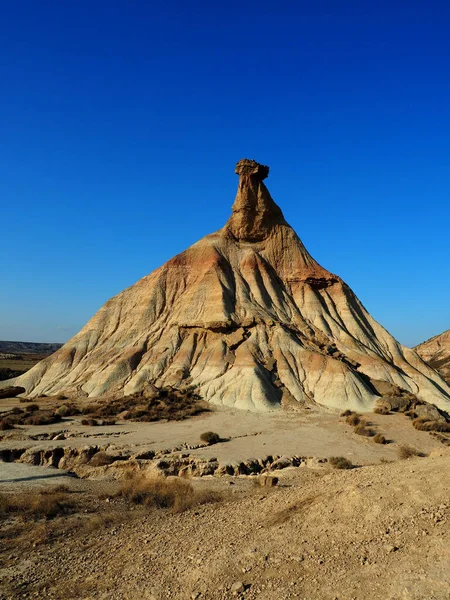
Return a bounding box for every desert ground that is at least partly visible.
[2,388,450,600]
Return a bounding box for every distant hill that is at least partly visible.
[415,330,450,385]
[0,341,63,355]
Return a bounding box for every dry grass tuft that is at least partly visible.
[329,456,354,469]
[83,389,208,423]
[0,487,76,520]
[55,404,80,417]
[116,475,222,513]
[80,418,115,427]
[412,418,450,432]
[373,433,387,444]
[81,418,98,426]
[200,431,221,445]
[373,406,390,415]
[3,407,62,427]
[397,444,422,460]
[340,409,354,417]
[346,413,361,426]
[354,422,374,437]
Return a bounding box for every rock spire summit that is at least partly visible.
[226,159,286,242]
[2,158,450,414]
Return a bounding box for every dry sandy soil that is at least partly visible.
[2,395,450,599]
[1,449,450,600]
[0,397,443,467]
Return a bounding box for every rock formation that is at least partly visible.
[3,159,450,412]
[416,330,450,385]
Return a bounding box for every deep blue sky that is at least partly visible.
[1,1,449,347]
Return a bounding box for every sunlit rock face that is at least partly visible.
[6,160,450,412]
[416,330,450,385]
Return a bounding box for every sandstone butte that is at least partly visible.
[416,329,450,385]
[3,159,450,412]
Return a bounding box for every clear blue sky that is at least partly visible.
[1,1,449,347]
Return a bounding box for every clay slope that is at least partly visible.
[4,159,450,412]
[415,329,450,385]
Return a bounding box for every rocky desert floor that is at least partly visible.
[2,398,450,599]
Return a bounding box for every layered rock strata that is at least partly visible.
[3,159,450,412]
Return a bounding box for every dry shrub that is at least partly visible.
[373,433,387,444]
[354,422,374,437]
[384,394,417,413]
[200,431,220,445]
[329,456,354,470]
[0,488,75,520]
[80,418,114,427]
[116,475,221,513]
[0,419,15,430]
[346,413,361,426]
[412,418,450,432]
[82,389,207,423]
[340,409,354,417]
[397,444,422,459]
[3,406,63,427]
[373,406,390,415]
[55,404,79,417]
[81,404,100,415]
[23,413,62,426]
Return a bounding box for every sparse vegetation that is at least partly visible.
[0,487,75,521]
[115,475,222,513]
[397,444,422,460]
[23,413,62,426]
[55,404,80,417]
[1,406,62,427]
[382,393,420,413]
[329,456,354,469]
[373,433,387,444]
[340,409,354,417]
[200,431,221,445]
[80,418,115,427]
[346,413,361,426]
[373,406,390,415]
[412,417,450,432]
[80,389,207,423]
[354,422,374,437]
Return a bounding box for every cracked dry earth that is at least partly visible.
[2,450,450,600]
